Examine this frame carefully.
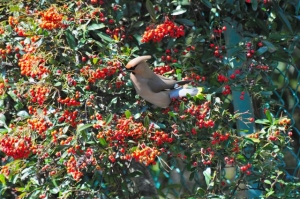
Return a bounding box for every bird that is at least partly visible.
[125,55,203,108]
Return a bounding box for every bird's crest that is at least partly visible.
[125,55,151,70]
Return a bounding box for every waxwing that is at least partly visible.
[126,55,203,108]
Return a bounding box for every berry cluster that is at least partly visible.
[0,165,10,177]
[278,118,291,126]
[97,117,146,148]
[210,43,226,58]
[224,157,235,166]
[28,117,53,137]
[66,156,83,181]
[58,110,80,127]
[248,132,259,139]
[213,26,227,38]
[0,44,20,60]
[0,27,4,35]
[106,26,126,41]
[222,85,231,95]
[51,128,65,144]
[141,20,184,43]
[14,27,26,37]
[115,81,125,89]
[8,16,18,27]
[240,163,252,175]
[150,130,174,146]
[217,74,228,83]
[239,91,245,100]
[131,146,160,166]
[39,7,64,30]
[29,86,50,105]
[0,135,32,159]
[57,97,81,106]
[153,65,173,75]
[0,81,6,95]
[211,131,230,145]
[185,101,215,129]
[80,63,120,83]
[181,45,196,55]
[18,53,49,79]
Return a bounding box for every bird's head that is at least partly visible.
[125,55,151,75]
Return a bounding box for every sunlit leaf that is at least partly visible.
[171,8,187,16]
[0,174,6,185]
[88,23,105,30]
[125,110,132,119]
[95,31,115,43]
[76,123,93,134]
[203,167,211,187]
[255,119,270,125]
[99,138,108,147]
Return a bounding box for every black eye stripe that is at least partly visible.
[131,65,137,70]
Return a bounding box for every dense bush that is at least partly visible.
[0,0,299,198]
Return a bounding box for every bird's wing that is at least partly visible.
[147,74,177,92]
[130,73,171,108]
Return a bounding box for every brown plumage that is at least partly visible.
[126,55,200,108]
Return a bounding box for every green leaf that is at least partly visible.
[0,128,8,134]
[171,8,187,16]
[95,31,115,43]
[251,0,258,11]
[88,23,105,30]
[278,10,293,33]
[65,29,77,50]
[0,174,6,185]
[175,18,194,26]
[144,115,150,129]
[196,187,205,196]
[255,119,270,125]
[76,123,93,134]
[17,192,27,199]
[105,113,113,125]
[108,97,118,107]
[125,110,132,119]
[262,40,277,52]
[203,167,211,187]
[133,21,144,28]
[266,189,275,197]
[99,138,108,147]
[249,138,260,143]
[202,0,212,8]
[254,18,269,35]
[17,111,29,119]
[164,184,182,189]
[50,187,60,194]
[168,111,178,118]
[256,46,268,56]
[176,69,182,80]
[179,101,185,113]
[146,0,156,21]
[134,113,141,119]
[265,110,273,124]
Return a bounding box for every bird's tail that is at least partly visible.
[169,87,204,98]
[174,80,192,88]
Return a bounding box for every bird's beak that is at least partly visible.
[124,65,137,72]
